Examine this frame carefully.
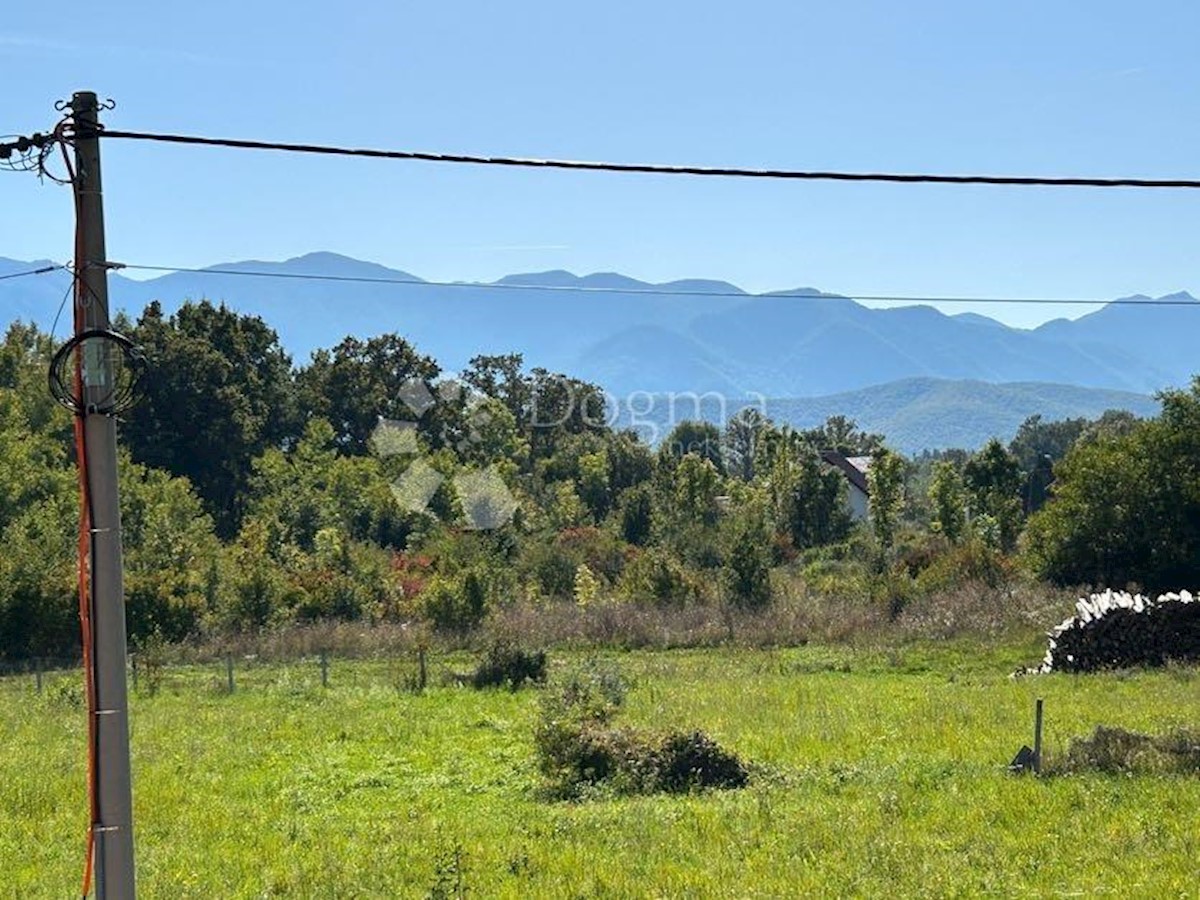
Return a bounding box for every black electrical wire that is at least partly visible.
[0,264,62,281]
[91,127,1200,190]
[109,261,1200,308]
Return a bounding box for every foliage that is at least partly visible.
[962,438,1023,552]
[659,420,725,474]
[0,494,79,659]
[422,569,492,633]
[3,298,1189,662]
[1024,379,1200,592]
[246,419,413,550]
[120,454,222,644]
[617,483,654,546]
[618,548,699,607]
[1008,414,1084,513]
[1048,726,1200,776]
[296,333,442,454]
[573,564,602,606]
[667,453,722,528]
[721,501,773,610]
[533,658,746,798]
[469,640,547,690]
[765,437,851,551]
[124,301,298,536]
[799,414,885,456]
[867,448,906,549]
[4,645,1200,895]
[723,407,769,481]
[927,461,966,543]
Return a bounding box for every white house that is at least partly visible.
[820,451,871,522]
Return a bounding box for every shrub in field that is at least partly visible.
[1048,725,1200,775]
[534,659,747,797]
[617,548,699,608]
[422,570,490,633]
[470,640,547,690]
[652,730,749,792]
[1036,589,1200,673]
[534,659,628,795]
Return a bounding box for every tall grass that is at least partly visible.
[2,643,1197,897]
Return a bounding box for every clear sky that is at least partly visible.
[4,1,1200,327]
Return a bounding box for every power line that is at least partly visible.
[0,264,63,282]
[110,261,1200,308]
[92,128,1200,190]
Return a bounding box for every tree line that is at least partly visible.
[0,301,1196,658]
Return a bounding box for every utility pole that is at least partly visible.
[71,90,137,899]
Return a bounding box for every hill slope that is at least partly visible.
[2,253,1194,406]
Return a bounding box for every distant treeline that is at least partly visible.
[1,302,1196,658]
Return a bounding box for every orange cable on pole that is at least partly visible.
[61,123,99,899]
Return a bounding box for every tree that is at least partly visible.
[1008,414,1086,513]
[801,415,884,456]
[763,436,851,551]
[721,500,773,610]
[120,454,223,645]
[297,333,441,454]
[723,407,770,481]
[246,418,413,552]
[0,323,65,436]
[670,454,722,527]
[1024,378,1200,592]
[660,420,725,474]
[124,301,299,537]
[618,483,654,546]
[867,448,905,549]
[577,450,611,522]
[526,368,609,461]
[461,353,530,425]
[962,439,1023,551]
[927,460,966,543]
[604,430,655,496]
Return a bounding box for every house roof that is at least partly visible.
[820,450,871,495]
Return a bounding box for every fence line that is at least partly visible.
[0,646,434,697]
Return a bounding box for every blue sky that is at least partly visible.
[4,0,1200,327]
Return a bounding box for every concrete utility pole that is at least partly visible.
[72,89,137,899]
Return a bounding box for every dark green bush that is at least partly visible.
[1048,725,1200,775]
[422,569,490,633]
[652,730,749,791]
[470,640,547,690]
[534,660,746,797]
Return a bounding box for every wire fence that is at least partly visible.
[0,647,440,698]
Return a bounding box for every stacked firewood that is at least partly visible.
[1037,589,1200,673]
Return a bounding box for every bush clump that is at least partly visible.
[470,640,547,690]
[1035,589,1200,673]
[1048,725,1200,776]
[534,659,747,798]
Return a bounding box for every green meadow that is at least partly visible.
[2,642,1198,898]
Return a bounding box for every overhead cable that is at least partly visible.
[108,262,1200,308]
[91,128,1200,190]
[0,264,63,282]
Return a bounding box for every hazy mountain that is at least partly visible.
[2,252,1195,408]
[762,378,1160,453]
[613,378,1161,454]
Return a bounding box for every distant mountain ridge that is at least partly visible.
[0,252,1190,449]
[611,378,1159,454]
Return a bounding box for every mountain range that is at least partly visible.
[1,252,1192,450]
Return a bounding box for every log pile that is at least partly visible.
[1036,589,1200,673]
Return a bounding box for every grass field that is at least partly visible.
[2,639,1198,898]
